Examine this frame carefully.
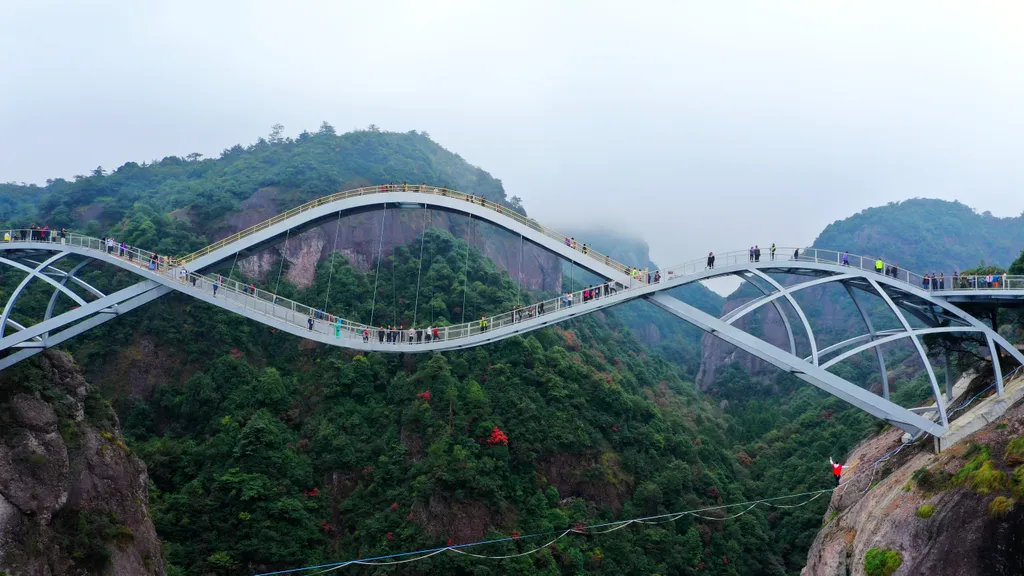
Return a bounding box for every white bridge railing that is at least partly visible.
[4,208,1020,348]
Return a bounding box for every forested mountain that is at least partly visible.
[4,126,1018,575]
[813,198,1024,273]
[0,126,862,576]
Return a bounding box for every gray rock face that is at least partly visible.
[0,351,165,576]
[215,187,564,292]
[695,293,793,390]
[803,402,1024,576]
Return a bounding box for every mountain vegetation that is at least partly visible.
[1,126,1021,575]
[813,198,1024,274]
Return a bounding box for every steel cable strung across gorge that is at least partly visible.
[411,204,427,329]
[322,210,343,314]
[257,422,952,576]
[250,488,840,576]
[368,205,387,327]
[460,214,472,324]
[274,229,291,296]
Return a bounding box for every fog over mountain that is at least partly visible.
[3,1,1022,265]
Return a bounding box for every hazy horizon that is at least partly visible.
[3,1,1022,267]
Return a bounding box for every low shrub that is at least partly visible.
[964,461,1007,495]
[912,466,950,493]
[1005,437,1024,466]
[864,547,903,576]
[988,496,1016,518]
[952,445,1007,495]
[915,504,935,519]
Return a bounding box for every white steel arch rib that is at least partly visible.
[1,189,1023,439]
[0,243,952,436]
[844,283,891,400]
[726,271,798,356]
[746,269,820,366]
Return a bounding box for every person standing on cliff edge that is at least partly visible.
[830,457,848,486]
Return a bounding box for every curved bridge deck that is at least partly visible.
[2,186,1023,445]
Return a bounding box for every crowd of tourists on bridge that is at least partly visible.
[746,244,778,263]
[838,251,1014,290]
[7,211,1019,353]
[4,225,69,243]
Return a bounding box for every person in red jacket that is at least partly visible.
[830,457,848,486]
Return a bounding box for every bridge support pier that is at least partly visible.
[934,372,1024,452]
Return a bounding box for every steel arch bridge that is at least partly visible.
[2,186,1023,443]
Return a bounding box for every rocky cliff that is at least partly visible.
[216,187,563,292]
[0,351,164,576]
[695,291,794,390]
[802,398,1024,576]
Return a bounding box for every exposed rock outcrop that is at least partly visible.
[695,293,793,390]
[216,187,563,291]
[0,351,164,576]
[802,399,1024,576]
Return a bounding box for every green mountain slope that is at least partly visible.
[4,126,509,245]
[0,127,846,576]
[813,198,1024,272]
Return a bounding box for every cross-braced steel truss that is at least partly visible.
[0,244,169,370]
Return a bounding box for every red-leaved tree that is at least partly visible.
[487,426,509,445]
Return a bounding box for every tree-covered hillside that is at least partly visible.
[119,236,799,576]
[813,198,1024,273]
[0,126,846,576]
[2,125,511,245]
[7,125,1004,576]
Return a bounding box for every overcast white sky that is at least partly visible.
[2,1,1022,266]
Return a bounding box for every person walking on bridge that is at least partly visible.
[830,457,849,486]
[706,252,715,270]
[749,247,754,262]
[842,251,849,266]
[874,258,883,274]
[754,245,761,263]
[770,243,776,261]
[378,326,385,343]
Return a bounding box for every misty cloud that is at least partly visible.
[2,0,1022,266]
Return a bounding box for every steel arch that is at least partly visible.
[0,190,1021,441]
